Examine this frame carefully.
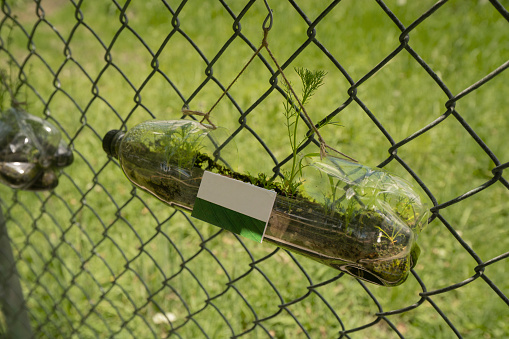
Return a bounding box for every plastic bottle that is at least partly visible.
[0,108,73,190]
[103,120,428,286]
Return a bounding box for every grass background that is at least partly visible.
[0,0,508,338]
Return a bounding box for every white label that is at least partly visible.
[197,171,277,223]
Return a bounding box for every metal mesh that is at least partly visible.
[0,0,508,338]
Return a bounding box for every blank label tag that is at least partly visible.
[192,171,277,243]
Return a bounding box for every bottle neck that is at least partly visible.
[111,132,124,159]
[102,130,125,159]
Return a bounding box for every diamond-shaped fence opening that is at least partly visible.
[0,1,508,338]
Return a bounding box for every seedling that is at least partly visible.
[282,68,327,195]
[375,225,403,246]
[160,122,205,174]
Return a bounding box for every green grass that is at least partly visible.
[0,1,508,338]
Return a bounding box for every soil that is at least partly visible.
[264,195,414,286]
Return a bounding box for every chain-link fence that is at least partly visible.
[0,0,508,338]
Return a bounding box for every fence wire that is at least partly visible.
[0,0,508,338]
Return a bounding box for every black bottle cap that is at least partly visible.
[102,130,120,157]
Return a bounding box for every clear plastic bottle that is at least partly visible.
[264,157,428,286]
[0,108,73,190]
[103,120,237,210]
[103,120,428,286]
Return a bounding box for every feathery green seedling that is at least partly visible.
[282,68,328,196]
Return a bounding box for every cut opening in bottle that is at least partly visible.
[339,265,386,286]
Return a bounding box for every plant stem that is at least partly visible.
[289,99,300,186]
[282,68,327,194]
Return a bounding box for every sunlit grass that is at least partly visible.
[0,1,508,338]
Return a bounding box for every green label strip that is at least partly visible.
[191,171,277,243]
[193,198,267,243]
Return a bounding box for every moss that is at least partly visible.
[194,152,302,198]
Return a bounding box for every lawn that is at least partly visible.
[0,1,508,338]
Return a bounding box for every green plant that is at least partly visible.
[394,195,419,228]
[342,196,359,234]
[160,122,205,173]
[248,172,278,191]
[374,225,403,246]
[322,173,348,216]
[281,67,328,196]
